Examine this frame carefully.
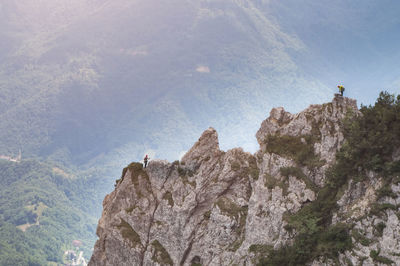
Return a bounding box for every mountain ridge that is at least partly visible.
[88,95,400,265]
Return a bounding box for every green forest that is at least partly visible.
[0,159,111,265]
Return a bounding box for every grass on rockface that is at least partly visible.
[203,210,211,220]
[176,163,196,188]
[216,197,248,224]
[248,155,260,180]
[264,173,288,195]
[261,157,355,265]
[264,173,278,190]
[377,183,398,199]
[125,206,136,214]
[115,162,153,198]
[264,166,317,195]
[216,197,248,252]
[260,223,352,266]
[125,162,148,185]
[370,249,395,265]
[257,92,400,265]
[117,218,142,248]
[231,161,241,171]
[351,229,372,246]
[179,171,196,188]
[280,167,318,192]
[249,244,273,254]
[151,240,173,266]
[115,162,145,187]
[374,222,386,237]
[162,191,174,207]
[265,134,325,169]
[369,203,397,218]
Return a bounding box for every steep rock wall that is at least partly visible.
[89,96,400,266]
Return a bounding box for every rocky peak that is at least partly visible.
[181,127,220,168]
[89,96,400,266]
[257,96,359,166]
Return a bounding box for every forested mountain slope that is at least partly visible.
[0,159,107,265]
[0,0,328,165]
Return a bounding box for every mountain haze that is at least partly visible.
[2,1,400,264]
[0,0,329,166]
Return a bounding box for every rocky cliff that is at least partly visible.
[89,95,400,266]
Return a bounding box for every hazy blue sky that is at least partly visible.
[268,0,400,106]
[1,0,400,164]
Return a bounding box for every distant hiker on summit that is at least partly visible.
[338,85,345,96]
[143,155,150,168]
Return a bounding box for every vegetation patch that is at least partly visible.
[258,92,400,265]
[370,249,394,265]
[151,240,173,266]
[114,178,122,187]
[16,202,48,232]
[248,155,260,180]
[125,206,136,214]
[162,191,174,207]
[177,165,196,187]
[180,174,196,188]
[117,218,142,248]
[377,182,398,199]
[231,161,241,171]
[177,167,186,177]
[230,236,245,252]
[264,134,324,168]
[374,222,386,237]
[264,173,277,189]
[305,113,324,140]
[155,220,164,226]
[280,166,318,192]
[216,197,248,251]
[125,162,147,184]
[340,92,400,178]
[264,173,288,194]
[216,198,247,221]
[179,167,194,177]
[369,203,397,217]
[203,210,211,220]
[262,223,352,265]
[120,162,152,198]
[351,229,372,246]
[265,157,355,265]
[249,244,273,254]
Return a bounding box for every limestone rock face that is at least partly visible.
[89,96,400,266]
[257,95,358,165]
[181,127,220,165]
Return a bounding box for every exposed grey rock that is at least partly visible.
[89,96,400,266]
[256,95,358,186]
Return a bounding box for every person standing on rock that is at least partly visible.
[143,155,150,168]
[338,85,345,96]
